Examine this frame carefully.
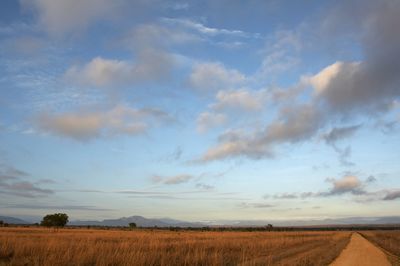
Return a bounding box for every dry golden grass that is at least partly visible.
[361,230,400,265]
[0,227,350,266]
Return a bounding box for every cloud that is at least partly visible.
[161,18,254,38]
[310,1,400,114]
[151,174,195,185]
[188,62,246,92]
[321,125,361,166]
[322,125,361,145]
[199,130,272,162]
[256,29,302,79]
[167,3,189,11]
[238,202,275,209]
[129,23,202,47]
[36,104,171,141]
[211,88,267,111]
[0,165,54,198]
[20,0,125,36]
[198,104,321,162]
[5,204,112,211]
[196,112,226,133]
[65,49,174,88]
[272,193,299,200]
[197,0,400,163]
[267,175,372,200]
[366,176,377,183]
[195,183,214,190]
[383,190,400,200]
[326,175,364,195]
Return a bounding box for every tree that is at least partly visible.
[129,222,137,229]
[40,213,69,227]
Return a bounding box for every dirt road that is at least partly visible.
[330,232,391,266]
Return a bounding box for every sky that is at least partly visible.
[0,0,399,222]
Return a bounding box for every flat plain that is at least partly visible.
[0,227,351,266]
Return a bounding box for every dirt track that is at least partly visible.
[330,233,391,266]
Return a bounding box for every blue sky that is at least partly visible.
[0,0,399,222]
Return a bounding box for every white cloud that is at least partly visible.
[161,18,253,38]
[212,88,267,111]
[65,49,173,88]
[36,104,170,141]
[255,30,302,80]
[20,0,124,35]
[198,104,321,162]
[65,57,131,87]
[127,23,202,48]
[308,62,346,93]
[196,112,226,133]
[188,62,246,92]
[328,175,364,195]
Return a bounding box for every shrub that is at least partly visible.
[40,213,69,227]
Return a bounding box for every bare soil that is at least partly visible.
[330,232,391,266]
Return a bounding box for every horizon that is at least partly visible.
[1,0,399,222]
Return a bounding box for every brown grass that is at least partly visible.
[361,230,400,265]
[0,227,350,266]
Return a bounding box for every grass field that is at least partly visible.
[361,230,400,265]
[0,227,351,266]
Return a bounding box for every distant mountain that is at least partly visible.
[58,215,400,228]
[0,215,29,224]
[70,215,204,227]
[211,216,400,227]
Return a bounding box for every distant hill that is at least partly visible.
[0,215,29,224]
[214,216,400,227]
[70,215,204,227]
[4,214,400,227]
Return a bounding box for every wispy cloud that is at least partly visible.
[161,18,258,38]
[3,204,112,211]
[151,174,195,185]
[35,104,172,141]
[0,164,54,198]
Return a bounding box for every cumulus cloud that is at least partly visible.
[199,128,271,162]
[211,88,267,111]
[197,0,400,163]
[196,112,226,133]
[326,175,364,195]
[310,1,400,114]
[20,0,125,35]
[65,49,173,88]
[188,62,246,92]
[199,104,321,162]
[36,104,171,141]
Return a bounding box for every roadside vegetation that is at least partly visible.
[0,227,350,266]
[361,230,400,265]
